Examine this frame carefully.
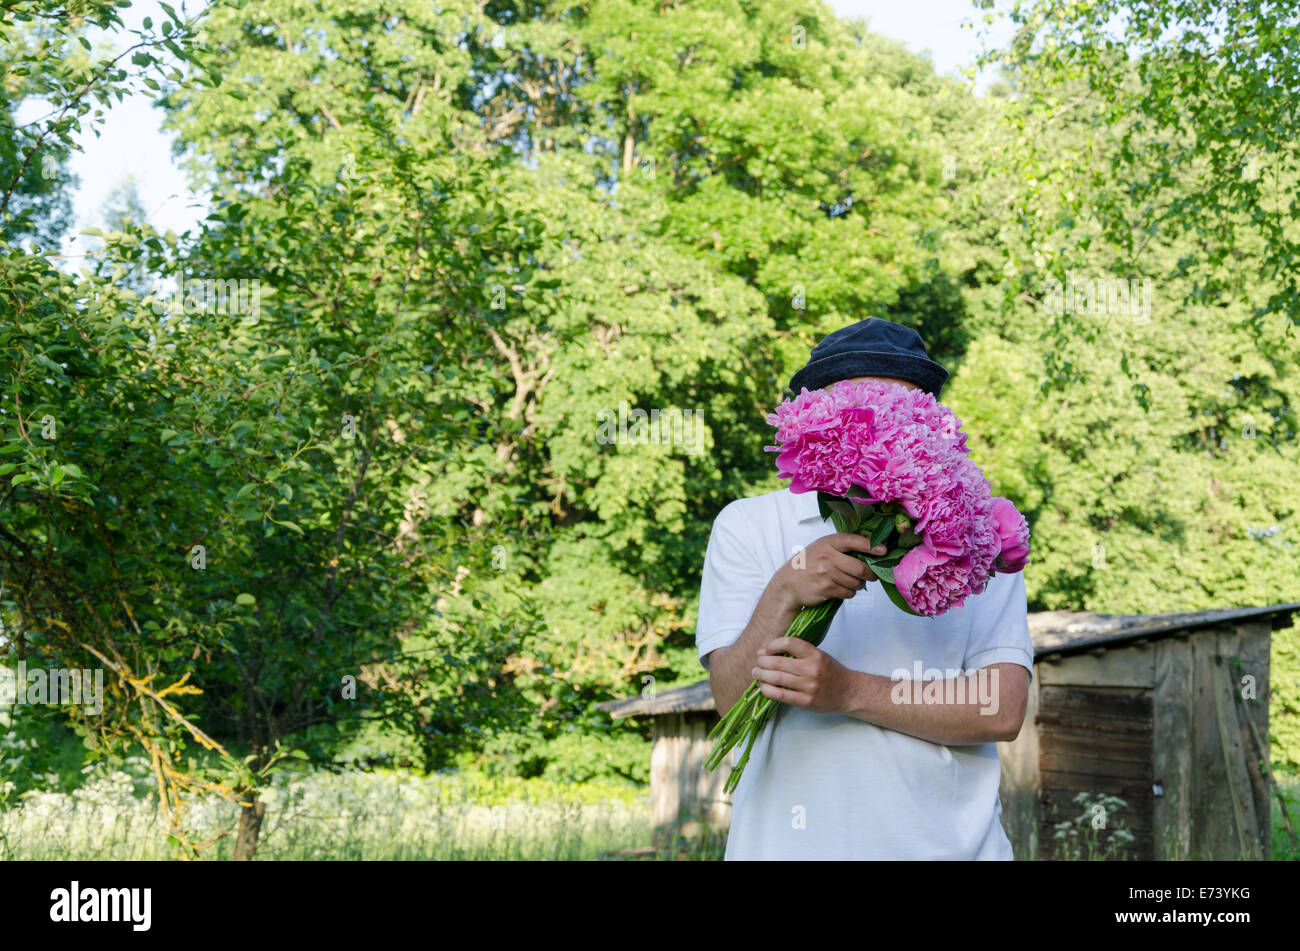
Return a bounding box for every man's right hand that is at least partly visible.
[772,532,885,609]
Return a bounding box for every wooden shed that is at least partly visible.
[597,601,1300,858]
[596,678,732,843]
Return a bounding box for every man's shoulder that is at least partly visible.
[973,567,1027,604]
[960,567,1030,625]
[714,487,790,526]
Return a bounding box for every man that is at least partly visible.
[696,317,1034,860]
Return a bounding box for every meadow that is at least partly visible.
[2,751,1292,861]
[4,0,1299,865]
[0,760,708,861]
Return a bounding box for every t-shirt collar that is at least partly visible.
[792,488,827,523]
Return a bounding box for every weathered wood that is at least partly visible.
[998,667,1039,859]
[1030,602,1300,660]
[698,713,734,829]
[1040,754,1153,783]
[1035,727,1150,762]
[1230,620,1273,858]
[681,716,701,826]
[649,714,674,835]
[1036,684,1154,859]
[1210,652,1263,859]
[677,717,692,826]
[1038,643,1155,688]
[650,711,733,843]
[1035,714,1152,737]
[599,679,717,719]
[1153,637,1193,859]
[1034,685,1153,740]
[1234,664,1295,853]
[1190,628,1236,859]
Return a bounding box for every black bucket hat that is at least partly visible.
[787,317,948,398]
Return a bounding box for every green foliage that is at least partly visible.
[1,0,548,851]
[956,0,1300,767]
[987,0,1300,335]
[0,11,80,247]
[0,704,88,803]
[2,0,1298,856]
[1272,622,1300,774]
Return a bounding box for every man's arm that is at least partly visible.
[840,661,1030,745]
[751,636,1030,745]
[705,532,885,717]
[706,583,802,717]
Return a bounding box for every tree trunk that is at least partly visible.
[233,792,265,860]
[622,106,637,174]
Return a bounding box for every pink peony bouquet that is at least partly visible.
[705,379,1030,793]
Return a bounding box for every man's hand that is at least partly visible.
[771,532,885,612]
[752,635,854,715]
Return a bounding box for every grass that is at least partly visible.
[0,758,682,860]
[5,738,1287,861]
[1269,771,1300,860]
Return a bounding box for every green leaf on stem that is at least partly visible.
[867,549,906,569]
[824,497,858,529]
[867,560,895,584]
[880,580,924,616]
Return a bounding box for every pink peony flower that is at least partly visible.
[764,379,1030,616]
[894,546,977,617]
[990,496,1031,572]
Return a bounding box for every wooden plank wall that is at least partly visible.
[1153,637,1193,858]
[1186,623,1271,859]
[650,713,732,836]
[1036,684,1155,859]
[997,670,1039,859]
[1032,641,1156,860]
[1233,620,1272,857]
[1032,624,1273,860]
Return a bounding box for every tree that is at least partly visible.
[982,0,1300,344]
[415,0,972,779]
[0,10,82,248]
[945,0,1300,769]
[2,0,538,857]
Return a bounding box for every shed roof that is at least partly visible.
[596,601,1300,719]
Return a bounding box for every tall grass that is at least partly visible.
[0,760,660,860]
[1270,772,1300,861]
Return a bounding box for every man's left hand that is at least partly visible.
[752,636,853,715]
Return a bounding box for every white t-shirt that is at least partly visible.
[696,486,1035,860]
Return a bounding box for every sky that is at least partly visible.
[51,0,1011,251]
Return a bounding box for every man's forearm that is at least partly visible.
[841,666,1023,746]
[708,582,801,716]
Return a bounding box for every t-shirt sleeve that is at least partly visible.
[962,569,1035,682]
[696,499,772,672]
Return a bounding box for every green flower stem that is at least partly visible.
[704,597,847,785]
[707,683,763,769]
[705,503,921,788]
